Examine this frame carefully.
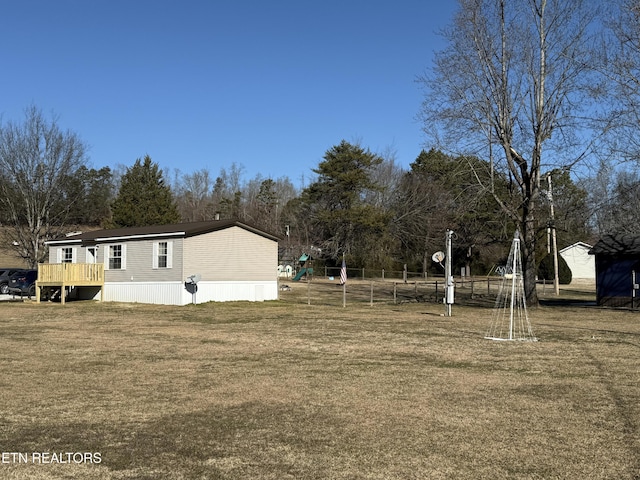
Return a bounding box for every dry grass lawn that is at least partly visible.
[0,280,638,479]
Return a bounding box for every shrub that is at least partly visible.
[538,253,572,284]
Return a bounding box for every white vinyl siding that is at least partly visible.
[559,243,595,280]
[102,281,277,305]
[152,241,173,269]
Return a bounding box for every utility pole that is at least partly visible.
[547,174,560,295]
[445,229,454,316]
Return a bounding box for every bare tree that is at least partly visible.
[391,167,454,274]
[0,106,88,267]
[392,149,513,275]
[210,162,245,219]
[602,0,640,163]
[587,164,640,235]
[419,0,602,305]
[175,168,214,222]
[364,148,404,209]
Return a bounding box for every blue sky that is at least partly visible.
[1,1,456,186]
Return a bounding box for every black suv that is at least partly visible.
[7,270,38,298]
[0,268,23,294]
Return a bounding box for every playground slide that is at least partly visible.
[293,267,313,281]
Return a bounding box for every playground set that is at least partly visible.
[292,253,313,281]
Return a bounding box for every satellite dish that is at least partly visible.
[432,251,445,263]
[185,274,201,304]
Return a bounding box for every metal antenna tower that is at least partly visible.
[485,231,537,341]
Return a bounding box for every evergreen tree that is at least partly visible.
[111,155,180,227]
[300,140,390,267]
[62,166,114,226]
[538,253,573,285]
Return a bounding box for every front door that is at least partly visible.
[86,247,97,264]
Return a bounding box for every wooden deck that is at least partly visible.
[36,263,105,304]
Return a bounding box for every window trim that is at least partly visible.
[105,244,126,270]
[58,247,76,263]
[152,241,173,269]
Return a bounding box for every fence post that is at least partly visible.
[342,282,346,308]
[435,280,439,302]
[382,268,385,280]
[487,277,490,296]
[370,281,374,307]
[394,283,397,304]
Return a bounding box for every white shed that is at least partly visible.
[559,242,595,280]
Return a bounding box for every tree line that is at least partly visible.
[0,108,634,279]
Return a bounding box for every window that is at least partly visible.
[61,247,74,263]
[158,242,168,268]
[153,241,172,269]
[109,245,123,270]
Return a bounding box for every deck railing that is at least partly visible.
[38,263,104,285]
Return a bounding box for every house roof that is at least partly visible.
[46,220,280,245]
[589,234,640,256]
[559,241,593,254]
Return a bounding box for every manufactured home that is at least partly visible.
[40,220,279,305]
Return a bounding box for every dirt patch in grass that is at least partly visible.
[0,285,638,479]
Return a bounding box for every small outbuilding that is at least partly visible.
[589,234,640,308]
[42,220,279,305]
[559,242,595,281]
